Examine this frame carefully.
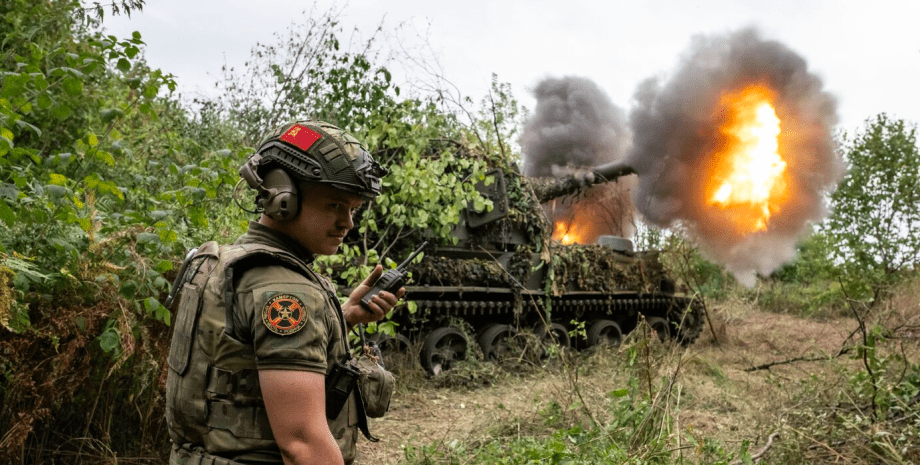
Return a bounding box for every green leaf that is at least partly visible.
[44,184,72,200]
[99,180,123,199]
[98,326,120,353]
[49,173,68,185]
[139,101,155,118]
[62,76,83,96]
[150,210,170,220]
[100,108,124,123]
[155,259,174,273]
[15,120,41,137]
[137,232,160,244]
[142,84,158,99]
[94,150,115,166]
[37,93,53,110]
[0,198,14,225]
[144,296,163,312]
[84,174,100,189]
[120,280,139,298]
[116,58,131,72]
[51,104,71,119]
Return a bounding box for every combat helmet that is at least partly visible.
[239,120,388,220]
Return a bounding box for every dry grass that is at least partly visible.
[357,277,920,464]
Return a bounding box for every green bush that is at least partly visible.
[755,279,846,318]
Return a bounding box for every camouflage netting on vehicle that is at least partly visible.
[528,175,595,204]
[410,256,517,288]
[550,243,652,294]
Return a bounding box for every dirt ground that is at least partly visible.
[355,301,872,464]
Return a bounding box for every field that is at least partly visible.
[358,279,920,464]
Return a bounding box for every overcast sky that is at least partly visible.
[103,0,920,135]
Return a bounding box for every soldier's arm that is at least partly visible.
[259,369,343,465]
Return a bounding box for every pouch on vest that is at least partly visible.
[167,242,218,376]
[168,281,202,375]
[355,356,395,418]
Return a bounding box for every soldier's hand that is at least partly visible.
[343,265,405,328]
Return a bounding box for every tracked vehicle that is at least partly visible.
[369,161,705,375]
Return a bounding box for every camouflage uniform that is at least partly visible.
[166,222,358,464]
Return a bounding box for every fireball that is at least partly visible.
[705,84,790,233]
[553,220,586,245]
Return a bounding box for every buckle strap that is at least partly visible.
[170,444,244,465]
[206,366,261,397]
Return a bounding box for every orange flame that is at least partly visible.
[553,220,587,245]
[706,84,789,233]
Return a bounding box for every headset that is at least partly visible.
[239,152,300,221]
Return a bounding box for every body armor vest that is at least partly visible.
[164,240,343,459]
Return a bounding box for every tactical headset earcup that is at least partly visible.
[259,169,299,221]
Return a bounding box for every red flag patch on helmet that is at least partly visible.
[280,124,322,152]
[261,294,308,336]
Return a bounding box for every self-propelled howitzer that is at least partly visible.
[372,160,705,376]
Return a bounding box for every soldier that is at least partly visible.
[164,121,402,465]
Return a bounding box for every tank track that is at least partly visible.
[380,290,706,375]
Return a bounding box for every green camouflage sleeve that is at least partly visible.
[235,265,335,373]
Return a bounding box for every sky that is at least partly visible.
[102,0,920,136]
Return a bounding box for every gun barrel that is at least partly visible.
[591,162,635,181]
[531,161,636,203]
[396,241,428,269]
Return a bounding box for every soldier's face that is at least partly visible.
[291,184,364,255]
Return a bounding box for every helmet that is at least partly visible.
[239,120,388,202]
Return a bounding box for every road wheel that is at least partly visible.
[644,316,671,341]
[371,331,411,354]
[420,327,468,376]
[370,332,412,371]
[534,322,571,349]
[671,297,705,345]
[476,324,519,361]
[587,319,622,348]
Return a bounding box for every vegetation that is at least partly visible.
[826,115,920,304]
[0,1,918,464]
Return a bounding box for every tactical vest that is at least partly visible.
[164,240,353,461]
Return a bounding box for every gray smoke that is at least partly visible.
[627,27,845,285]
[521,77,635,241]
[521,77,629,176]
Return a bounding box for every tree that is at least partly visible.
[826,114,920,303]
[205,9,502,286]
[210,5,397,145]
[0,1,248,460]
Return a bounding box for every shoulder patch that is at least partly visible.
[261,294,308,336]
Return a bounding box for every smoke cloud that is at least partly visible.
[520,29,845,285]
[521,76,629,176]
[521,77,636,241]
[627,27,845,285]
